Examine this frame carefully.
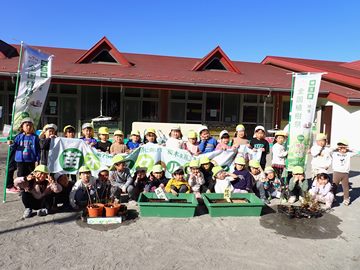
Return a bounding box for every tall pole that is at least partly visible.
[283,73,296,185]
[3,41,24,203]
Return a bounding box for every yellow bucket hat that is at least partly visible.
[249,159,261,169]
[236,124,245,132]
[234,157,246,165]
[189,159,200,168]
[187,130,197,139]
[151,164,163,173]
[316,133,327,141]
[78,166,91,173]
[292,166,304,175]
[98,126,109,135]
[212,166,224,177]
[146,128,156,135]
[199,156,211,165]
[34,165,49,174]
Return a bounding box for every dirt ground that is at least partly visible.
[0,143,359,270]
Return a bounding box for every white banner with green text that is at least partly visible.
[13,45,53,131]
[287,73,322,171]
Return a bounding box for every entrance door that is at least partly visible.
[321,106,333,144]
[124,100,141,136]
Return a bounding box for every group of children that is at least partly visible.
[6,117,358,218]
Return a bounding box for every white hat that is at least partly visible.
[44,123,58,132]
[198,126,208,134]
[82,123,93,130]
[254,125,265,133]
[219,130,229,139]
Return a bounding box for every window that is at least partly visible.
[92,50,117,63]
[223,94,239,123]
[206,93,221,121]
[170,102,185,122]
[81,86,100,120]
[142,101,158,121]
[282,101,290,120]
[125,88,141,97]
[204,58,226,71]
[59,84,77,94]
[169,91,204,123]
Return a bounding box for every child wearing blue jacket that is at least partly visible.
[198,127,217,153]
[9,117,40,177]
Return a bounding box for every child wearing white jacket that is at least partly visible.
[331,139,358,206]
[187,160,205,198]
[271,130,288,178]
[310,133,332,178]
[309,172,334,209]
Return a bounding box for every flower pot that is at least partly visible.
[104,203,121,217]
[87,203,104,217]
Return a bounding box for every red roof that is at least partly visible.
[1,38,360,105]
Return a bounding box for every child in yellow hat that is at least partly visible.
[310,133,332,178]
[165,167,191,195]
[184,130,200,155]
[110,130,128,155]
[126,130,142,152]
[187,160,205,198]
[96,126,112,153]
[14,165,62,218]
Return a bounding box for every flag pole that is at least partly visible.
[3,41,24,203]
[283,72,296,185]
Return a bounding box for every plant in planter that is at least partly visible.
[85,184,104,218]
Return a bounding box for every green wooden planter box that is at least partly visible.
[202,193,264,217]
[138,193,198,218]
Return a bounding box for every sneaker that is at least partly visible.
[6,187,20,194]
[37,208,48,216]
[343,198,350,206]
[288,196,296,204]
[23,208,32,218]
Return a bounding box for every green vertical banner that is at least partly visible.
[287,73,323,171]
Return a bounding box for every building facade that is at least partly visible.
[1,38,360,148]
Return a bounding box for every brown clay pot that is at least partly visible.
[87,203,104,217]
[104,203,120,217]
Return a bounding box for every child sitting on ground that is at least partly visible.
[184,130,200,156]
[110,130,128,155]
[96,127,112,153]
[331,139,358,206]
[288,166,309,204]
[198,126,217,153]
[14,165,62,218]
[166,126,184,149]
[95,166,111,203]
[249,159,268,204]
[69,166,97,209]
[109,155,136,203]
[250,126,269,170]
[63,125,76,138]
[310,133,332,177]
[187,160,205,198]
[145,165,168,192]
[309,173,334,209]
[80,123,97,148]
[165,167,191,195]
[133,167,149,197]
[271,130,288,178]
[199,156,215,192]
[263,166,282,199]
[232,157,253,193]
[53,173,74,211]
[216,130,232,151]
[212,166,236,193]
[126,130,142,152]
[39,123,57,165]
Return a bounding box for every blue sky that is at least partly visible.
[2,0,360,62]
